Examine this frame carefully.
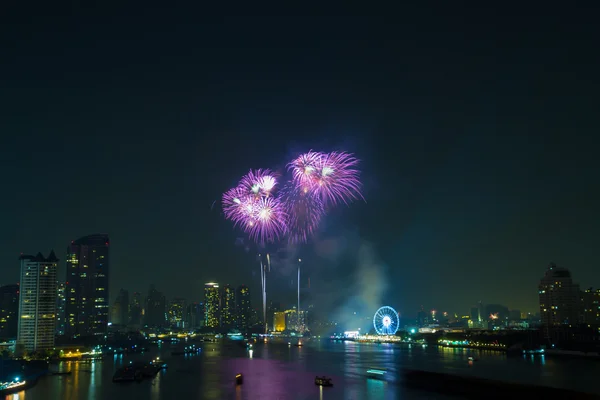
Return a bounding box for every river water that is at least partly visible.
[5,340,600,399]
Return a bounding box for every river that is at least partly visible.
[5,339,600,399]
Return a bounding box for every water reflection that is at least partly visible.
[89,361,96,400]
[10,341,600,400]
[366,378,386,400]
[150,367,160,400]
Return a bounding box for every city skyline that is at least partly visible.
[2,10,599,317]
[4,245,596,319]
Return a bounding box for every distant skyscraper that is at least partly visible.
[65,234,110,337]
[204,283,220,328]
[236,285,251,330]
[185,302,204,329]
[581,288,600,326]
[55,282,66,336]
[221,285,235,328]
[539,263,581,338]
[17,252,58,352]
[129,292,142,325]
[111,289,129,325]
[145,285,166,327]
[168,298,186,328]
[0,284,19,338]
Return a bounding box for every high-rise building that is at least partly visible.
[581,288,600,326]
[539,264,581,338]
[168,298,186,328]
[65,234,110,337]
[204,283,220,328]
[129,292,142,325]
[55,282,66,336]
[17,252,58,352]
[221,285,235,328]
[145,285,166,327]
[236,285,251,330]
[185,302,204,329]
[111,289,129,325]
[0,284,19,338]
[273,311,286,331]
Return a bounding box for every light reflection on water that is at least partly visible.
[7,340,600,400]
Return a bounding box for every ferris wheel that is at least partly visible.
[373,306,400,335]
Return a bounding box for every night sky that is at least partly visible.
[1,5,598,319]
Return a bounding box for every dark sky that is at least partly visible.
[1,5,598,319]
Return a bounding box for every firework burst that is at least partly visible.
[280,183,325,243]
[238,169,278,198]
[288,150,325,192]
[311,151,363,205]
[246,196,288,243]
[222,150,363,243]
[221,187,256,227]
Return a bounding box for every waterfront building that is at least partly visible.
[17,252,58,352]
[0,284,19,338]
[204,283,220,328]
[539,264,581,339]
[65,234,110,337]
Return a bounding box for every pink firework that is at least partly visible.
[238,169,278,197]
[222,187,256,227]
[287,151,325,191]
[222,150,363,244]
[311,151,363,205]
[246,196,288,243]
[280,183,325,243]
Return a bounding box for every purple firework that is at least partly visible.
[222,150,363,244]
[311,151,363,205]
[288,151,325,191]
[222,187,256,227]
[246,196,288,243]
[238,169,278,197]
[280,183,325,243]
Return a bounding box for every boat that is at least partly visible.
[468,356,478,362]
[235,373,244,385]
[314,376,333,387]
[0,379,33,396]
[366,368,387,378]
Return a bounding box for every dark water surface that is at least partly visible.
[6,340,600,399]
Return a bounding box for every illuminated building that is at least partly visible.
[168,297,186,328]
[17,252,58,352]
[220,285,235,328]
[236,285,251,330]
[110,289,129,325]
[145,285,166,327]
[55,282,65,335]
[273,311,286,331]
[0,284,19,338]
[65,234,110,337]
[204,283,220,328]
[581,288,600,325]
[539,263,581,338]
[284,309,297,330]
